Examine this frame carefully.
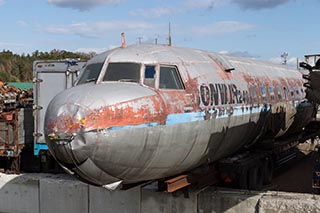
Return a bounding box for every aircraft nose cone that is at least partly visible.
[45,101,94,164]
[47,103,90,134]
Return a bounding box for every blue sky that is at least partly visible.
[0,0,319,65]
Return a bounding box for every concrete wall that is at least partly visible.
[141,188,197,213]
[0,174,320,213]
[198,188,261,213]
[40,176,89,213]
[89,185,140,213]
[0,174,39,213]
[0,174,141,213]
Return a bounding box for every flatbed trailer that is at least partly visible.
[156,121,320,192]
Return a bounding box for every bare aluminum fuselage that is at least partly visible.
[44,44,315,186]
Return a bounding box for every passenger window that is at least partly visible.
[260,86,267,102]
[300,87,305,97]
[103,62,140,82]
[159,65,184,89]
[276,86,282,101]
[250,86,258,103]
[290,86,294,98]
[283,87,289,100]
[295,86,300,98]
[143,65,156,87]
[268,86,275,101]
[243,90,249,104]
[77,63,104,85]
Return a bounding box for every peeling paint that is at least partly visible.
[44,44,316,186]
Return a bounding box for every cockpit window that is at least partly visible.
[143,65,156,87]
[159,65,184,89]
[103,62,140,83]
[77,63,104,85]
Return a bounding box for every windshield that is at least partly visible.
[103,62,140,83]
[77,63,104,85]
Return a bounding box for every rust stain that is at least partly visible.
[86,95,165,130]
[158,90,188,113]
[48,95,167,133]
[208,54,232,80]
[180,61,200,111]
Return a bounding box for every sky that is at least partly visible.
[0,0,319,65]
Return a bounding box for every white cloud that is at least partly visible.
[130,7,181,18]
[0,42,26,48]
[184,0,228,10]
[40,20,254,51]
[190,21,254,36]
[74,47,109,54]
[219,50,259,58]
[42,21,157,38]
[270,56,298,67]
[269,57,282,64]
[130,1,227,19]
[181,0,291,11]
[17,20,28,28]
[0,42,28,53]
[232,0,290,10]
[47,0,122,11]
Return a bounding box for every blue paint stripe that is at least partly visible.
[109,112,206,130]
[107,104,276,130]
[166,111,205,124]
[109,122,159,130]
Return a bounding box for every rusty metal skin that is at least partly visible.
[44,44,316,187]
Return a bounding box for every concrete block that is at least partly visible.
[39,174,88,213]
[2,173,320,213]
[258,192,320,213]
[141,188,197,213]
[0,174,39,213]
[89,185,141,213]
[198,188,261,213]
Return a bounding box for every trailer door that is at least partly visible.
[33,60,85,155]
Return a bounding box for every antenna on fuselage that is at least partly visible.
[167,22,172,46]
[281,52,288,65]
[137,36,143,44]
[155,34,158,45]
[121,32,126,48]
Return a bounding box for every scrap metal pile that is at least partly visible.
[300,55,320,105]
[0,81,33,173]
[0,81,33,112]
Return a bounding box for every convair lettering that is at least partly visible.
[200,85,210,106]
[200,83,248,107]
[209,84,219,105]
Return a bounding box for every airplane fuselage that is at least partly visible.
[44,44,315,186]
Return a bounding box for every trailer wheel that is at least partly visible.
[263,158,274,185]
[248,166,263,190]
[238,171,248,189]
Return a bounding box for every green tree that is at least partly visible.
[0,49,92,82]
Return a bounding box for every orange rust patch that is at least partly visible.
[47,95,166,133]
[47,90,199,134]
[83,95,165,130]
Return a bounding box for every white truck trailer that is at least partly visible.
[31,59,86,171]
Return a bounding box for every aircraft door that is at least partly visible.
[156,65,195,114]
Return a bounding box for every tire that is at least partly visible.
[263,158,274,185]
[238,171,248,189]
[248,166,263,190]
